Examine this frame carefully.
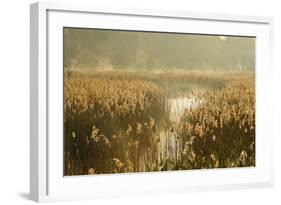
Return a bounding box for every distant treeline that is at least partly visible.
[64,28,255,72]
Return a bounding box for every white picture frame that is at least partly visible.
[30,1,274,202]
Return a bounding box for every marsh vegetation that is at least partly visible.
[63,28,255,176]
[64,70,255,175]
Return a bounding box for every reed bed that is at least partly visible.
[64,71,168,175]
[178,77,255,169]
[64,70,255,175]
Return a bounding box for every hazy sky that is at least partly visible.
[64,28,255,72]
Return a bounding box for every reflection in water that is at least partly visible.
[158,129,182,169]
[153,96,203,170]
[169,97,201,122]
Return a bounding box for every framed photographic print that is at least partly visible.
[30,2,274,202]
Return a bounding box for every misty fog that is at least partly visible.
[64,28,255,72]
